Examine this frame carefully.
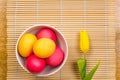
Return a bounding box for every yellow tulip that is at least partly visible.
[80,30,89,54]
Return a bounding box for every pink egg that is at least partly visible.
[36,28,57,42]
[46,46,64,67]
[26,55,46,73]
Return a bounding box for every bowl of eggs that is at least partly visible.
[16,24,68,76]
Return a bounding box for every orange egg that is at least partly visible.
[33,38,56,58]
[18,34,37,57]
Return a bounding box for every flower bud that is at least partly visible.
[80,30,89,54]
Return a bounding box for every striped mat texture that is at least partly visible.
[7,0,116,80]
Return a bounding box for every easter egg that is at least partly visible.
[46,46,64,67]
[36,28,57,42]
[18,34,37,57]
[26,55,46,73]
[33,38,56,58]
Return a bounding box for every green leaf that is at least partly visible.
[77,58,86,80]
[83,61,100,80]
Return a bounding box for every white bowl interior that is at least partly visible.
[16,24,68,76]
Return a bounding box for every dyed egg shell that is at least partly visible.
[36,28,57,42]
[18,34,37,57]
[33,38,56,58]
[46,46,64,67]
[26,55,46,73]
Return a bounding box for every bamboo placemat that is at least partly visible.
[7,0,116,80]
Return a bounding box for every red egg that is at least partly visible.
[26,55,46,73]
[46,46,64,67]
[36,28,57,42]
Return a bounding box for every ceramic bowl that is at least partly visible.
[16,24,68,76]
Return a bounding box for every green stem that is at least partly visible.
[84,54,86,59]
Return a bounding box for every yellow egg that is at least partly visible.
[18,34,37,57]
[33,38,56,58]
